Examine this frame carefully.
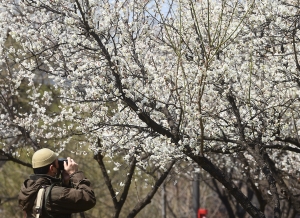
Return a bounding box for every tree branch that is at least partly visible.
[127,160,176,218]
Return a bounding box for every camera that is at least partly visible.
[58,158,68,170]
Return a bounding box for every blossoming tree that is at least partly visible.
[1,0,300,217]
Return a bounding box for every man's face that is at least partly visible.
[50,159,60,178]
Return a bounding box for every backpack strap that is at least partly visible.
[35,186,46,218]
[43,182,59,218]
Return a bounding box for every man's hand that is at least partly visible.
[61,157,79,185]
[64,157,78,175]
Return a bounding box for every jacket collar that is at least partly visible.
[29,174,61,184]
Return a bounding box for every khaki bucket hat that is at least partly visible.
[32,148,57,168]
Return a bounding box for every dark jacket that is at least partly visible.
[18,171,96,218]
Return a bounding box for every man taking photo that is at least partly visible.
[18,148,96,218]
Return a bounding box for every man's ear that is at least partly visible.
[49,164,56,173]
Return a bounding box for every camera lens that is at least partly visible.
[58,158,68,170]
